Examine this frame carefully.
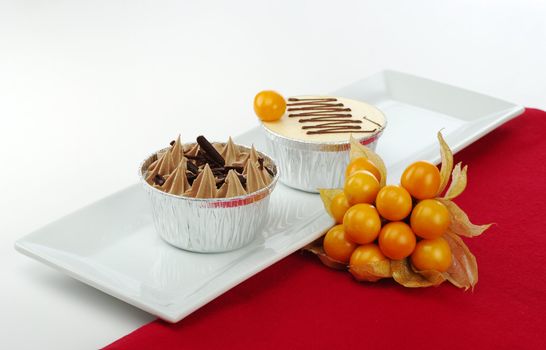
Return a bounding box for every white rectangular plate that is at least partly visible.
[15,71,523,322]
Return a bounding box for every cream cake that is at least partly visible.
[256,91,387,192]
[262,96,386,143]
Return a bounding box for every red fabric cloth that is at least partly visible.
[106,108,546,350]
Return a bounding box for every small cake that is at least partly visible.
[255,91,386,192]
[140,135,278,252]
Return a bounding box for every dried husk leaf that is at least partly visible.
[317,254,347,271]
[349,135,387,187]
[318,188,344,219]
[439,199,492,237]
[349,259,392,282]
[443,229,479,290]
[303,238,392,281]
[302,239,347,270]
[437,131,454,196]
[416,269,448,285]
[391,259,446,288]
[442,163,468,200]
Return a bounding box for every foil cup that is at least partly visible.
[139,144,279,253]
[262,122,386,193]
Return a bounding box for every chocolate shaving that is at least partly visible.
[264,166,274,177]
[186,151,208,167]
[186,161,199,174]
[197,135,225,166]
[169,140,176,146]
[153,174,165,186]
[225,165,244,173]
[215,174,246,189]
[186,172,197,185]
[237,174,247,186]
[258,158,264,170]
[185,155,201,160]
[195,159,207,167]
[202,152,223,167]
[215,177,226,188]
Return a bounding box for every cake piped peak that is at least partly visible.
[145,135,275,198]
[186,163,217,199]
[171,135,184,165]
[221,137,240,166]
[161,160,190,195]
[246,159,267,193]
[217,170,247,198]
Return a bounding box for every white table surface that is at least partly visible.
[1,0,545,348]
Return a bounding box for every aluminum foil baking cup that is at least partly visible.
[139,144,279,253]
[262,122,386,193]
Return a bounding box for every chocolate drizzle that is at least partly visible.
[287,97,378,135]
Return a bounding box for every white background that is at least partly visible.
[1,0,545,348]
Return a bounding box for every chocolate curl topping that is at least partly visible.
[186,161,199,174]
[197,135,225,166]
[236,173,247,187]
[211,167,227,175]
[225,165,244,174]
[215,177,226,188]
[264,166,275,177]
[186,172,197,185]
[153,174,165,186]
[203,152,223,166]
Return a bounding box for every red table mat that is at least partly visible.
[106,108,546,350]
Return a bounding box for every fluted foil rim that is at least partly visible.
[261,120,386,152]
